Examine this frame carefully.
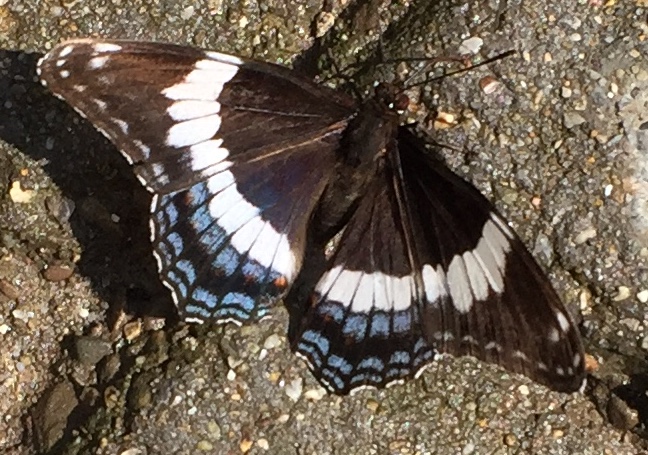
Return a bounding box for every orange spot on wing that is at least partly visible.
[274,276,287,289]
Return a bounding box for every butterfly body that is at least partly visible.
[38,39,586,394]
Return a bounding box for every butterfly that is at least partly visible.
[37,39,586,394]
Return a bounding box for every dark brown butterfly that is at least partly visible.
[38,39,585,394]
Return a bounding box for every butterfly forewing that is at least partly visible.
[399,128,585,392]
[38,39,356,323]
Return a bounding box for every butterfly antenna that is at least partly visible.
[402,50,516,90]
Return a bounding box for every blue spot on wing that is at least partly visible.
[176,259,196,283]
[390,351,411,365]
[357,357,384,371]
[368,312,390,337]
[392,311,412,333]
[341,314,368,340]
[327,355,354,375]
[212,245,240,277]
[166,232,184,257]
[223,292,256,312]
[194,287,218,309]
[315,298,344,322]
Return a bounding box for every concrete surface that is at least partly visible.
[1,0,647,453]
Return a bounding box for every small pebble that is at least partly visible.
[304,387,327,401]
[8,181,35,203]
[119,449,143,455]
[574,227,597,244]
[12,309,31,322]
[123,320,142,341]
[563,112,586,128]
[267,371,281,384]
[579,289,593,311]
[637,290,648,303]
[74,336,112,366]
[240,439,253,453]
[207,420,222,439]
[620,318,640,332]
[613,286,631,301]
[257,439,269,450]
[459,36,483,54]
[263,333,282,349]
[585,354,599,372]
[640,335,648,350]
[180,5,194,19]
[479,76,501,95]
[462,443,476,455]
[315,11,335,38]
[196,440,213,451]
[434,111,456,129]
[46,196,75,225]
[285,378,303,402]
[504,433,517,446]
[366,398,380,412]
[43,264,74,282]
[0,279,19,300]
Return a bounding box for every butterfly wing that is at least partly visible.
[292,154,437,394]
[293,126,585,394]
[397,128,585,392]
[38,39,356,323]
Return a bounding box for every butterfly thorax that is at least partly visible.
[313,93,400,241]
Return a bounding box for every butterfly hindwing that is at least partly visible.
[152,133,342,322]
[38,39,356,323]
[292,162,437,394]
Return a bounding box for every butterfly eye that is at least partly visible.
[393,93,409,112]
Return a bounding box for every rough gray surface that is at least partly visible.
[1,0,647,454]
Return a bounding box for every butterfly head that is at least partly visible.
[373,82,409,114]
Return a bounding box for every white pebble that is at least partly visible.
[637,290,648,303]
[284,378,303,402]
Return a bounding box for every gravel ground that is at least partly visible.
[1,0,648,454]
